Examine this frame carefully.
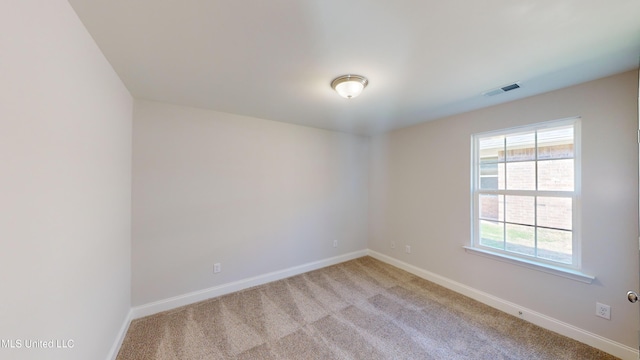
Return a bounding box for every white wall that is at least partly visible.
[370,70,639,348]
[132,100,369,306]
[0,1,132,360]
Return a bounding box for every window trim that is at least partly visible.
[469,117,593,281]
[463,246,594,283]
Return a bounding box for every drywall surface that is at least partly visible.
[369,71,639,348]
[0,1,133,359]
[132,100,369,306]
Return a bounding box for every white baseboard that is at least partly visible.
[367,250,638,360]
[107,308,133,360]
[131,250,368,320]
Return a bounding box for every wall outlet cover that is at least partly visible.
[596,302,610,320]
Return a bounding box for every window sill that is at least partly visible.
[463,246,595,284]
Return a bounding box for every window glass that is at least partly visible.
[472,118,579,267]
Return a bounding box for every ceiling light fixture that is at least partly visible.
[331,74,368,99]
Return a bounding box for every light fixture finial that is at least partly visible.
[331,74,368,99]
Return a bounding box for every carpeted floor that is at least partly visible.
[117,256,618,359]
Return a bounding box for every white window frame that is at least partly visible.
[465,117,594,283]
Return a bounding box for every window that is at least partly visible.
[471,118,581,270]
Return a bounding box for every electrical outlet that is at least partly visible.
[391,242,396,249]
[213,263,221,273]
[333,240,338,248]
[405,245,411,254]
[596,302,610,320]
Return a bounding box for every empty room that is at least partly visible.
[2,1,640,359]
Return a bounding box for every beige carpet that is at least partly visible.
[117,257,618,359]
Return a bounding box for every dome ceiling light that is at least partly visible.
[331,74,368,99]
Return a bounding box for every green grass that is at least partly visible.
[479,221,572,263]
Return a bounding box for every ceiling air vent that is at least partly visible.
[482,82,521,97]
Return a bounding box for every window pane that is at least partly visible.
[479,136,504,190]
[479,194,503,221]
[480,162,498,189]
[479,220,503,250]
[480,162,498,176]
[479,136,504,161]
[505,195,534,226]
[497,163,505,190]
[538,127,573,160]
[506,133,535,161]
[505,224,535,256]
[537,228,572,264]
[480,176,498,189]
[537,197,572,231]
[506,162,535,190]
[538,159,574,191]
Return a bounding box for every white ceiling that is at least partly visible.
[68,0,640,135]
